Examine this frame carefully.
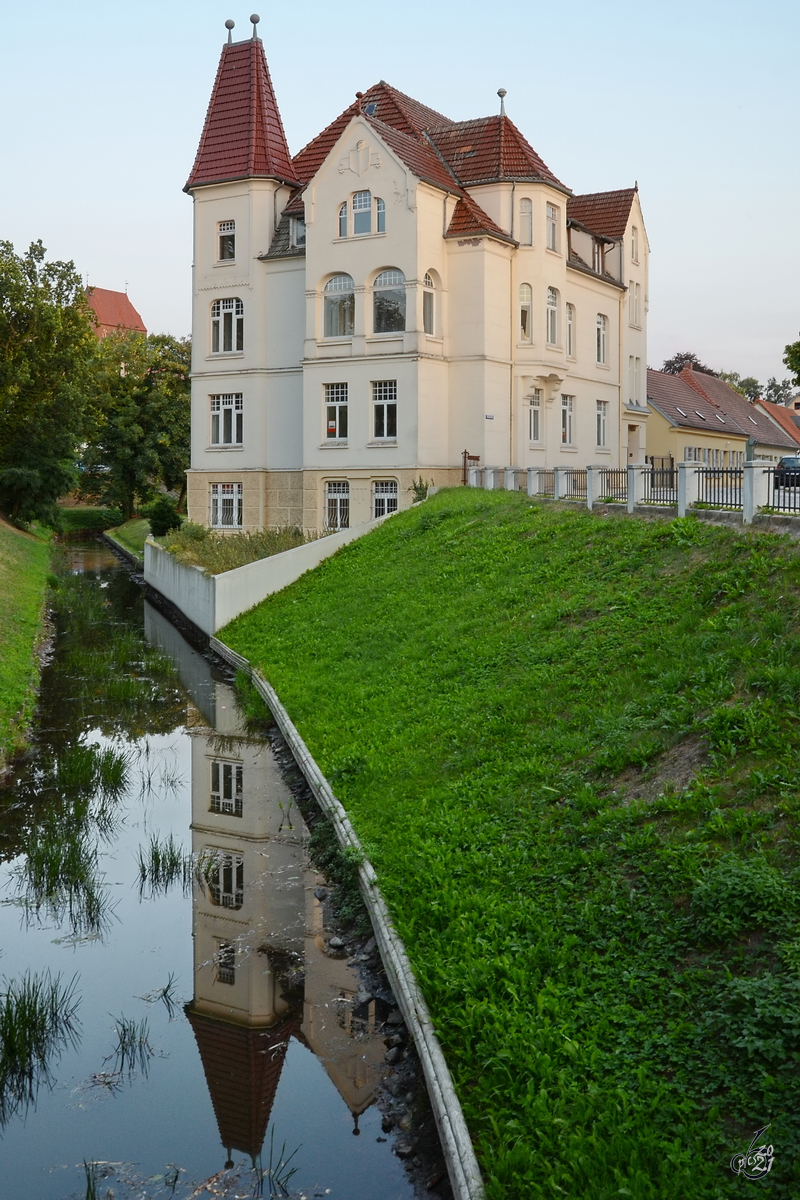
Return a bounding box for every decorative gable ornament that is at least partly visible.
[339,140,381,177]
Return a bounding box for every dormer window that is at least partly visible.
[353,190,372,235]
[593,240,604,273]
[290,217,306,248]
[218,220,235,261]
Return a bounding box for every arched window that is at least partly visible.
[377,197,386,233]
[338,203,347,238]
[373,269,406,333]
[546,287,558,345]
[596,313,608,364]
[211,298,244,353]
[566,303,575,357]
[423,272,435,335]
[519,284,532,342]
[353,190,372,235]
[519,198,532,246]
[324,275,355,338]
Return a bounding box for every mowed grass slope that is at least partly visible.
[0,520,51,771]
[223,489,800,1198]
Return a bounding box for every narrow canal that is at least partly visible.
[0,540,424,1199]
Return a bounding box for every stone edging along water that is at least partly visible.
[208,633,485,1200]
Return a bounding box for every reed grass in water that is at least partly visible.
[136,835,192,899]
[0,971,80,1126]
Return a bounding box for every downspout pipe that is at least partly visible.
[509,182,516,470]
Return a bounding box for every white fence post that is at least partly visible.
[468,466,480,488]
[527,468,540,497]
[743,460,773,524]
[483,467,496,490]
[586,466,596,511]
[504,467,517,491]
[627,464,647,514]
[553,467,564,501]
[677,462,699,518]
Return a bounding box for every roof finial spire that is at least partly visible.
[497,88,507,116]
[250,12,260,38]
[224,18,234,44]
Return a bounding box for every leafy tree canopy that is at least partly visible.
[80,331,190,520]
[661,351,717,376]
[0,240,95,525]
[784,336,800,387]
[719,371,761,402]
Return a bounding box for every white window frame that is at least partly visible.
[373,269,406,334]
[210,394,243,447]
[207,852,244,910]
[373,480,399,519]
[631,225,639,263]
[338,202,347,238]
[372,380,397,440]
[629,281,641,327]
[326,481,349,531]
[593,240,604,273]
[323,274,355,338]
[376,197,386,234]
[519,283,533,343]
[324,382,348,441]
[211,298,244,354]
[215,940,235,985]
[546,203,559,251]
[596,314,608,365]
[210,483,243,529]
[561,394,575,445]
[423,273,434,335]
[519,198,533,246]
[290,216,306,248]
[566,303,575,357]
[529,389,542,444]
[546,287,558,346]
[218,220,235,262]
[634,357,641,404]
[596,400,608,448]
[210,759,243,817]
[353,189,372,235]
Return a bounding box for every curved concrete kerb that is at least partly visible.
[209,635,485,1200]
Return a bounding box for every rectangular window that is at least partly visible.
[519,198,533,245]
[546,204,558,251]
[529,389,542,443]
[566,304,575,357]
[372,380,397,439]
[546,288,558,345]
[290,217,306,248]
[596,400,608,447]
[376,198,386,233]
[631,225,639,263]
[216,940,235,985]
[353,190,371,235]
[596,314,607,365]
[634,357,641,404]
[325,382,348,439]
[211,298,244,353]
[561,394,574,445]
[423,289,434,335]
[207,853,244,910]
[218,220,235,261]
[373,480,399,518]
[629,281,641,326]
[593,240,604,273]
[210,394,243,446]
[629,355,635,404]
[326,481,349,531]
[210,760,243,817]
[210,483,243,528]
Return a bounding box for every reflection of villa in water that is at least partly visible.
[144,604,387,1164]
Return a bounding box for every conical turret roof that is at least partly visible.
[185,36,299,191]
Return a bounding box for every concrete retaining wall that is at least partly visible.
[144,514,390,636]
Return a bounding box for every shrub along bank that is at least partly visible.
[0,520,51,772]
[222,489,800,1199]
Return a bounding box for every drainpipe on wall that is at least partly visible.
[619,259,625,464]
[509,183,516,470]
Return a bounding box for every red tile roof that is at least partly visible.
[366,115,461,193]
[568,188,637,240]
[445,192,512,241]
[756,400,800,447]
[426,116,568,190]
[86,287,146,337]
[680,367,799,449]
[186,37,298,190]
[647,368,747,436]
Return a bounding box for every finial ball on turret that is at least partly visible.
[250,13,260,23]
[225,19,235,29]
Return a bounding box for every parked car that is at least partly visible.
[774,457,800,488]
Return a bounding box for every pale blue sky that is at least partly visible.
[2,0,798,382]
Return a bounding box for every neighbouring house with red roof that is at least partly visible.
[185,19,649,532]
[646,367,799,466]
[86,287,146,339]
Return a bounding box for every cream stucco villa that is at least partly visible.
[186,18,649,532]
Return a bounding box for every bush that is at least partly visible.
[144,497,181,537]
[162,523,309,574]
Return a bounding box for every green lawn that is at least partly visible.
[105,518,150,560]
[0,520,51,772]
[222,489,800,1198]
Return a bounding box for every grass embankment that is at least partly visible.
[0,521,51,773]
[223,489,800,1198]
[161,522,308,574]
[103,518,149,562]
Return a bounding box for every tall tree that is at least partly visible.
[719,371,761,402]
[81,331,190,519]
[784,336,800,387]
[764,376,796,405]
[0,241,95,524]
[661,351,717,376]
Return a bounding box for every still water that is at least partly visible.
[0,541,415,1199]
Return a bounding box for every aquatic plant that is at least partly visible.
[83,1159,99,1200]
[0,971,81,1126]
[13,810,115,938]
[136,835,192,900]
[104,1015,154,1076]
[139,973,181,1020]
[254,1127,301,1198]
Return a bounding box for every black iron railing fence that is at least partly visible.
[695,467,743,510]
